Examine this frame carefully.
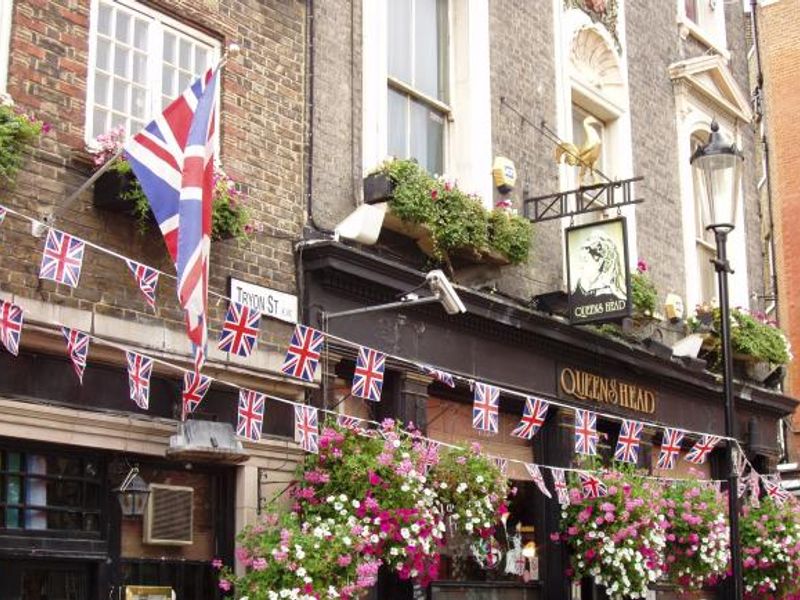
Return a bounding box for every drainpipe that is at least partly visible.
[750,0,779,324]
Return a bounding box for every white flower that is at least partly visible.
[476,475,485,484]
[296,566,307,578]
[338,493,347,502]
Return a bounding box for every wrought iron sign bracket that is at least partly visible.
[523,176,644,223]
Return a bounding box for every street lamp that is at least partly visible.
[112,466,151,518]
[690,119,744,600]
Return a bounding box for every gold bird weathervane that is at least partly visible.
[554,115,603,186]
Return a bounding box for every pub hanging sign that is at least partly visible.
[566,217,632,325]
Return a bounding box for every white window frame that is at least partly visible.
[677,0,729,59]
[0,0,13,93]
[84,0,221,143]
[362,0,493,205]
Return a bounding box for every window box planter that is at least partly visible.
[92,169,137,212]
[363,169,526,268]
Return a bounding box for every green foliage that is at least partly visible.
[381,159,532,265]
[0,104,44,185]
[691,307,792,366]
[631,271,657,317]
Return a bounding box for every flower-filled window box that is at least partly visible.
[88,127,253,240]
[364,160,532,267]
[689,305,791,385]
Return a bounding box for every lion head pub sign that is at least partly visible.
[566,217,632,325]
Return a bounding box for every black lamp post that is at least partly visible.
[690,119,744,600]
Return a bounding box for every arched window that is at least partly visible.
[691,130,717,304]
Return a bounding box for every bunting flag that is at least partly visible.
[421,365,455,388]
[511,396,549,440]
[351,346,386,402]
[294,405,319,454]
[237,389,266,441]
[657,428,685,470]
[126,351,153,410]
[124,67,220,369]
[39,229,85,288]
[61,327,89,384]
[685,434,721,465]
[337,414,365,431]
[0,300,23,356]
[750,470,761,507]
[281,325,324,383]
[579,471,608,499]
[126,260,159,308]
[551,469,570,506]
[218,301,261,358]
[0,206,6,224]
[181,370,212,420]
[614,419,643,464]
[524,463,552,499]
[574,409,599,456]
[492,457,509,477]
[472,382,500,434]
[764,479,790,505]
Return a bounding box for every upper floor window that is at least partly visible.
[86,0,219,140]
[679,0,728,55]
[387,0,449,176]
[691,130,718,303]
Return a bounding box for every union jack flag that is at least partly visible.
[351,346,386,402]
[657,428,685,470]
[126,351,153,410]
[579,472,608,499]
[0,300,23,356]
[124,67,220,368]
[126,260,159,308]
[218,301,261,358]
[551,468,570,505]
[39,229,85,288]
[420,364,455,388]
[524,463,552,499]
[281,325,324,382]
[237,389,266,441]
[337,414,365,431]
[182,370,212,420]
[0,206,6,224]
[614,419,643,464]
[492,457,508,477]
[750,470,761,507]
[685,434,721,465]
[574,409,598,456]
[294,405,319,454]
[472,382,499,434]
[764,479,790,505]
[511,396,549,440]
[61,327,89,384]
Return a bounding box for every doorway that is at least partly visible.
[0,560,93,600]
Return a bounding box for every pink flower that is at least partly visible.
[218,579,232,592]
[211,558,223,569]
[550,532,560,542]
[251,557,267,571]
[338,554,352,567]
[637,259,648,273]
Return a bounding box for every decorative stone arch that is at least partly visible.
[568,24,625,113]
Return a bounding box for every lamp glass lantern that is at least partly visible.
[113,471,150,517]
[690,120,744,232]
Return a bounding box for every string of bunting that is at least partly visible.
[0,203,787,503]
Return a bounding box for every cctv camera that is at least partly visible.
[426,270,466,315]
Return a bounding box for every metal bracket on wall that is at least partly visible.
[523,176,644,223]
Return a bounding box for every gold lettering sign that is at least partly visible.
[559,367,656,414]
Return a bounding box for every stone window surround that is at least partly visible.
[84,0,221,144]
[554,4,638,272]
[677,0,730,60]
[362,0,493,205]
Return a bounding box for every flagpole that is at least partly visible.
[41,43,240,232]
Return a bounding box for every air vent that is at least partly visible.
[143,484,193,546]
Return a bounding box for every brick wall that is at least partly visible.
[758,0,800,405]
[0,0,306,361]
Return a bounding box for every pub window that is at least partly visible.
[85,0,220,140]
[0,449,103,534]
[387,0,450,176]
